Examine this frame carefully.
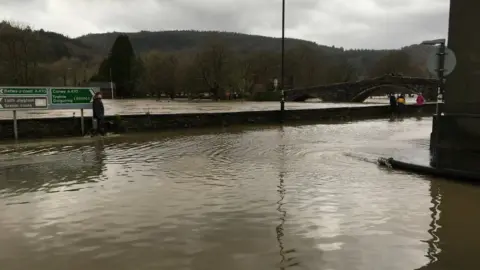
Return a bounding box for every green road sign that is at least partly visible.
[0,87,98,110]
[51,88,96,104]
[0,87,48,95]
[0,96,48,110]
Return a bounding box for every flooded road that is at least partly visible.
[1,118,479,270]
[0,99,372,119]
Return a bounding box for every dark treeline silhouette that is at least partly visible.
[0,20,435,100]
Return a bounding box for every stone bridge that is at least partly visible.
[284,75,439,102]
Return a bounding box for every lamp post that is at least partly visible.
[64,67,72,86]
[279,0,286,122]
[109,67,114,99]
[73,70,77,86]
[421,38,447,167]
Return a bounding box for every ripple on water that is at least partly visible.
[0,118,461,270]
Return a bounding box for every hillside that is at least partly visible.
[37,29,98,60]
[77,30,344,55]
[0,20,434,68]
[77,30,435,72]
[1,22,436,90]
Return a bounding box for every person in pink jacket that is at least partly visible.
[416,93,425,105]
[416,93,425,113]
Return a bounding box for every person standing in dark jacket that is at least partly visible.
[389,94,397,119]
[92,92,105,136]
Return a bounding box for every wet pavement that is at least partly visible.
[0,117,479,270]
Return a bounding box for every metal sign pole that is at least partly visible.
[110,68,114,99]
[13,110,18,140]
[80,109,85,135]
[280,0,286,122]
[434,42,446,168]
[422,39,456,168]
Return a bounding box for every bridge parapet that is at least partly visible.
[285,75,439,102]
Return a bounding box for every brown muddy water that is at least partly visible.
[0,118,479,270]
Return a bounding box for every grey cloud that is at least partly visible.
[304,0,449,48]
[0,0,46,11]
[0,0,450,49]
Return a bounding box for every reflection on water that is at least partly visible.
[0,99,372,119]
[275,128,299,269]
[418,180,480,270]
[0,141,105,197]
[424,181,441,266]
[0,118,479,269]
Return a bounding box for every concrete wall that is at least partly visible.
[0,104,436,140]
[431,113,480,172]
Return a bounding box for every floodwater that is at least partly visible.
[1,118,479,270]
[0,99,373,119]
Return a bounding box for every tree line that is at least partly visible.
[0,21,430,100]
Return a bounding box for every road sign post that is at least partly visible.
[81,108,85,135]
[0,86,98,139]
[49,87,97,136]
[13,110,17,140]
[0,87,49,139]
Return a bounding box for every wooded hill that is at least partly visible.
[77,30,435,72]
[0,21,436,98]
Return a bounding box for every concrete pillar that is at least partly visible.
[445,0,480,113]
[431,0,480,172]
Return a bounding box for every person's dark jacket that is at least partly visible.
[389,95,397,107]
[92,98,104,119]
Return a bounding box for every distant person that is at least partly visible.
[92,92,105,136]
[416,93,425,105]
[416,93,425,113]
[389,94,397,118]
[396,94,406,118]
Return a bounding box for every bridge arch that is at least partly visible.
[351,85,420,102]
[285,75,438,103]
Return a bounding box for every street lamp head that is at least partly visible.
[421,38,446,45]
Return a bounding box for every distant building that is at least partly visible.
[84,81,116,99]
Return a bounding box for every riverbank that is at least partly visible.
[0,103,435,140]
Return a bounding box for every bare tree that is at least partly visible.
[175,53,203,99]
[228,54,256,97]
[249,51,278,87]
[0,21,44,85]
[195,41,231,100]
[140,50,179,98]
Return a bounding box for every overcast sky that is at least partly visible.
[0,0,449,49]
